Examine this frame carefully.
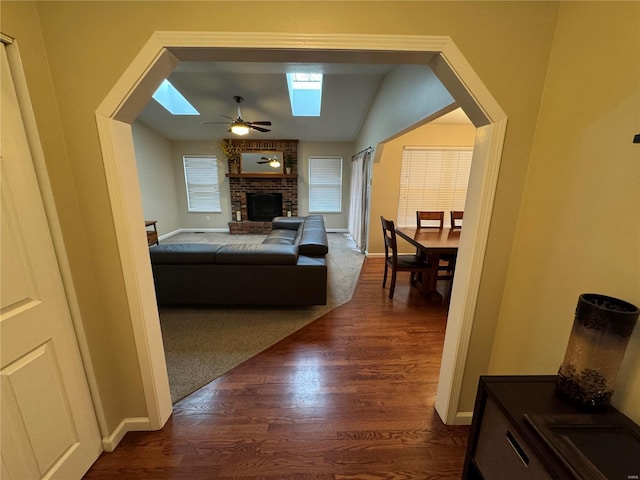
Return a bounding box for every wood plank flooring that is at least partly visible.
[83,257,470,479]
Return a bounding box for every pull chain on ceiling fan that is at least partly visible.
[201,95,272,135]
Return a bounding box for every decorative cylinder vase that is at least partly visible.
[556,293,639,411]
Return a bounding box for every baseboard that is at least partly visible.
[365,252,384,258]
[158,229,181,240]
[326,228,349,233]
[101,417,152,452]
[176,228,230,233]
[454,411,474,425]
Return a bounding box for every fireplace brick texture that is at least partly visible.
[226,139,298,234]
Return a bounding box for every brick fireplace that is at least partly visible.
[226,139,298,234]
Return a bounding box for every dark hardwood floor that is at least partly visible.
[83,257,470,479]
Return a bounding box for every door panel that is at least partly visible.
[0,43,102,479]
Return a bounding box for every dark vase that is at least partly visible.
[556,293,639,411]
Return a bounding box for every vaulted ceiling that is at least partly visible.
[136,61,471,143]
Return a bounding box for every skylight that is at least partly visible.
[286,72,323,116]
[152,79,199,115]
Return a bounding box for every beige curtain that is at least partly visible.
[348,148,372,253]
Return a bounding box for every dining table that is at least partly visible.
[395,227,461,298]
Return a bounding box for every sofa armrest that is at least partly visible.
[298,216,329,256]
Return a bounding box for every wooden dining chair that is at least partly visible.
[380,216,433,299]
[416,211,444,229]
[450,210,464,229]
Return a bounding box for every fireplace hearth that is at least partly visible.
[247,193,283,222]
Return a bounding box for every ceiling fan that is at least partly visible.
[201,95,272,135]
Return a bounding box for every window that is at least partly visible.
[286,72,323,116]
[397,147,473,227]
[152,79,199,116]
[309,156,342,213]
[183,156,221,212]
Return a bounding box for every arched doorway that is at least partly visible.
[95,32,507,431]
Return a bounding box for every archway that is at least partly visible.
[95,32,507,431]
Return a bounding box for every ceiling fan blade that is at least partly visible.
[250,125,271,133]
[248,121,272,126]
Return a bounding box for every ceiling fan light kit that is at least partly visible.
[230,123,250,136]
[202,95,272,136]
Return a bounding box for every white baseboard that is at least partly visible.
[454,411,474,425]
[177,228,230,233]
[158,229,182,240]
[101,417,152,452]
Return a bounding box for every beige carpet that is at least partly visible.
[158,232,365,403]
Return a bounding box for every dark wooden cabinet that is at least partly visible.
[463,375,640,480]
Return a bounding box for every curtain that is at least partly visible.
[348,148,372,253]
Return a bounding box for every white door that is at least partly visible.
[0,43,102,479]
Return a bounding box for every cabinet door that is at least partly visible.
[475,397,552,480]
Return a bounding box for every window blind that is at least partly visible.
[397,147,473,227]
[183,155,221,213]
[309,156,342,213]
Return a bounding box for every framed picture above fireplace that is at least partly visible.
[240,151,284,174]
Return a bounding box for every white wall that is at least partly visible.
[132,121,181,236]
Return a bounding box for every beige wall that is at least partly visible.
[487,2,640,419]
[132,121,182,236]
[4,0,639,434]
[170,140,233,230]
[135,136,355,232]
[369,122,477,254]
[297,142,355,230]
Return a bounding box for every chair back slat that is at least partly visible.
[450,210,464,229]
[416,211,444,229]
[381,216,399,264]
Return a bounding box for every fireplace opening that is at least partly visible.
[246,193,283,221]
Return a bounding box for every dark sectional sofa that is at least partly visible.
[149,215,329,306]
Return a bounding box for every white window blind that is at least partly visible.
[397,147,473,227]
[183,155,221,213]
[309,156,342,213]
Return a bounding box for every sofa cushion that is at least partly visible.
[149,243,222,264]
[262,228,298,245]
[271,216,305,230]
[215,244,298,265]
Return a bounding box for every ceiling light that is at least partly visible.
[269,159,281,168]
[230,123,249,136]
